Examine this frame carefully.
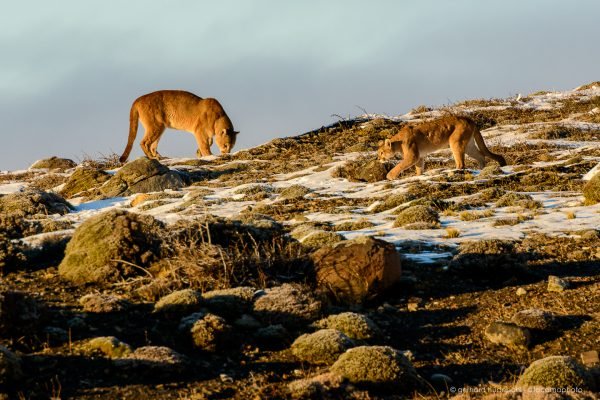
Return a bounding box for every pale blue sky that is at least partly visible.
[1,0,598,169]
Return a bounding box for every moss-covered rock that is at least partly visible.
[291,329,354,365]
[78,336,132,358]
[287,372,343,399]
[79,293,131,313]
[517,356,595,391]
[0,189,72,217]
[0,345,23,386]
[333,158,391,183]
[583,173,600,205]
[100,157,185,197]
[190,313,232,352]
[153,289,203,318]
[495,192,541,209]
[253,283,322,328]
[393,205,440,229]
[279,184,311,200]
[202,286,256,318]
[314,312,380,341]
[58,209,163,285]
[60,167,110,198]
[30,156,77,171]
[330,346,424,391]
[117,346,188,374]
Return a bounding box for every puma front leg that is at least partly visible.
[193,131,213,157]
[386,143,420,180]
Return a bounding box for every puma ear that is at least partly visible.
[233,130,240,135]
[384,139,392,149]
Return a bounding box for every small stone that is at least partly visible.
[581,350,599,366]
[516,288,527,296]
[484,321,531,348]
[547,275,569,292]
[234,314,261,331]
[189,313,232,352]
[154,289,203,318]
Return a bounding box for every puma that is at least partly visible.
[378,115,506,179]
[119,90,238,162]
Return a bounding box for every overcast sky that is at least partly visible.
[1,0,598,170]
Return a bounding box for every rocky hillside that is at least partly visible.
[1,82,600,399]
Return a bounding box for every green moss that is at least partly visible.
[154,289,203,317]
[315,312,380,340]
[58,210,163,285]
[0,189,72,217]
[369,192,415,213]
[333,219,375,231]
[495,192,541,209]
[278,184,311,200]
[301,231,344,249]
[190,313,231,352]
[583,173,600,205]
[79,336,132,358]
[393,205,439,228]
[330,346,423,390]
[517,356,594,390]
[291,329,354,365]
[60,167,110,198]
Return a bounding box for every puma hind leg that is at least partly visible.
[465,137,486,169]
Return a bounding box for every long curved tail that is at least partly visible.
[119,104,139,163]
[473,127,507,166]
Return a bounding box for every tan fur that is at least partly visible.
[119,90,238,162]
[378,115,506,180]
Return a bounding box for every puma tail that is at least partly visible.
[119,104,139,163]
[473,128,507,166]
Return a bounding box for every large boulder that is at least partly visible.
[583,173,600,205]
[30,156,77,171]
[311,236,402,304]
[0,189,71,217]
[100,157,185,197]
[60,167,110,198]
[58,209,163,284]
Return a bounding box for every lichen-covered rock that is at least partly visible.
[517,356,595,391]
[153,289,203,318]
[393,205,440,229]
[58,210,163,285]
[254,324,289,344]
[202,286,256,318]
[333,158,391,183]
[0,345,23,386]
[100,157,185,197]
[291,329,354,365]
[79,293,131,313]
[253,284,322,328]
[311,236,402,304]
[0,290,41,336]
[330,346,424,391]
[511,309,557,331]
[583,173,600,205]
[314,312,381,341]
[60,167,110,198]
[0,189,72,217]
[78,336,132,358]
[30,157,77,171]
[190,313,232,352]
[547,275,569,292]
[484,321,531,348]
